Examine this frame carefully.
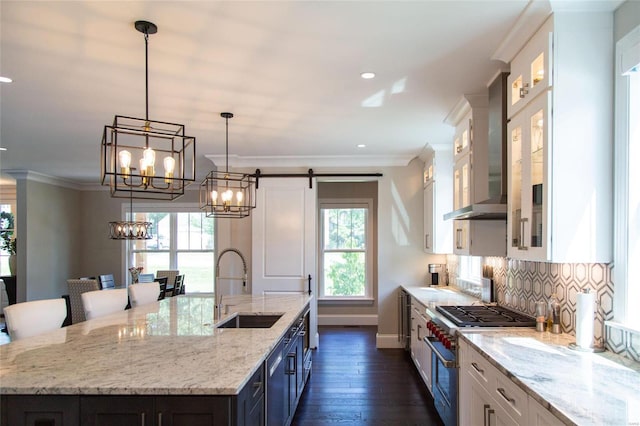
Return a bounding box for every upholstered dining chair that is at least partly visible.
[3,298,67,340]
[67,279,100,323]
[81,288,128,320]
[156,270,179,288]
[128,282,161,308]
[156,277,169,300]
[172,275,185,296]
[137,273,155,283]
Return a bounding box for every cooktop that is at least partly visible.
[436,305,536,328]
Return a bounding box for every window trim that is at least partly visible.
[612,24,640,329]
[318,198,373,301]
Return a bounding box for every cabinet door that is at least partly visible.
[528,397,564,426]
[507,92,550,261]
[453,220,469,255]
[454,115,472,161]
[5,395,80,426]
[156,396,231,426]
[423,183,434,253]
[508,18,553,118]
[80,396,154,426]
[453,156,471,210]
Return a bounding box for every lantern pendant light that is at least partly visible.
[200,113,256,219]
[100,20,196,201]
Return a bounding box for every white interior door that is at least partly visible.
[252,178,318,348]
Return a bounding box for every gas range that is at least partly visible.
[436,305,536,328]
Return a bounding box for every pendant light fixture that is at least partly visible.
[200,113,256,218]
[109,173,153,240]
[100,20,196,201]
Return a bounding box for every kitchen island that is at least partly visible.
[0,292,312,425]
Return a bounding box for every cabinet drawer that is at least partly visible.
[246,365,265,410]
[493,369,528,423]
[466,347,494,390]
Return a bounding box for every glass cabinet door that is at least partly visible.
[507,92,549,260]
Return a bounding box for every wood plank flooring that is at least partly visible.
[292,326,444,426]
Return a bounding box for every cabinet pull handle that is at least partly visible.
[519,218,529,250]
[497,387,516,405]
[417,324,421,341]
[456,145,462,153]
[141,412,145,426]
[456,228,463,249]
[158,412,162,426]
[425,233,430,249]
[471,362,484,374]
[487,407,495,426]
[483,404,490,426]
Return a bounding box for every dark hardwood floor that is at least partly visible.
[292,326,444,426]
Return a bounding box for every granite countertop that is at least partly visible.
[459,329,640,426]
[401,284,480,309]
[0,293,312,396]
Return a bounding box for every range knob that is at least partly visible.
[443,337,452,349]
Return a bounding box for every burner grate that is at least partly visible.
[436,305,536,327]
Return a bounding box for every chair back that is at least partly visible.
[98,274,116,289]
[129,282,161,308]
[137,273,155,283]
[156,270,179,287]
[172,275,185,296]
[81,288,128,320]
[3,298,67,340]
[67,279,100,323]
[156,277,169,300]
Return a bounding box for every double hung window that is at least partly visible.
[319,200,372,300]
[128,207,214,292]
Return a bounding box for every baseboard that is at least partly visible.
[318,314,378,326]
[376,333,405,349]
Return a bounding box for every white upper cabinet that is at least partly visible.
[423,147,453,254]
[505,12,613,263]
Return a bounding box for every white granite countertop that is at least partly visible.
[459,329,640,426]
[401,284,480,309]
[0,293,312,396]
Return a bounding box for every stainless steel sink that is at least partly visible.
[216,313,283,329]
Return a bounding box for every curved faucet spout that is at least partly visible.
[215,248,248,307]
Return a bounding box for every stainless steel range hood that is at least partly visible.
[444,72,508,221]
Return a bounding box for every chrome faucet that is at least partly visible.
[214,248,248,320]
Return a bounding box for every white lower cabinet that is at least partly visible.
[410,299,432,395]
[459,339,562,426]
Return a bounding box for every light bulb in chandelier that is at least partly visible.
[143,148,155,175]
[119,150,131,177]
[164,156,175,183]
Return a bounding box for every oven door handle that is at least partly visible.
[424,336,456,368]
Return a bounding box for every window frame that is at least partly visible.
[124,202,215,292]
[612,24,640,330]
[318,198,374,302]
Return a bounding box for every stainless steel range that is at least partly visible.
[423,304,535,426]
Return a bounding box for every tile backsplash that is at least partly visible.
[446,256,639,363]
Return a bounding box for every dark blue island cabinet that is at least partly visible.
[1,366,264,426]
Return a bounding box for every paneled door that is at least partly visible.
[252,178,318,348]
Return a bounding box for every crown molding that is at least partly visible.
[2,170,84,190]
[204,154,415,169]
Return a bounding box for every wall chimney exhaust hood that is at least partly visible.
[444,72,508,221]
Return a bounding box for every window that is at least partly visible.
[319,201,372,300]
[0,203,15,276]
[613,24,640,329]
[129,209,214,293]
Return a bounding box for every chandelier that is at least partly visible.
[200,113,256,218]
[101,20,196,201]
[108,177,152,240]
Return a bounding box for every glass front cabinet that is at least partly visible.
[507,92,550,260]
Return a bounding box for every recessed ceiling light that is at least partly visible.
[357,144,366,148]
[0,147,7,151]
[360,72,375,79]
[0,76,12,83]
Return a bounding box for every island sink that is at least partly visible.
[216,313,284,329]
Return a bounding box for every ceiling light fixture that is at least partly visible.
[100,20,196,201]
[108,173,153,240]
[200,113,256,219]
[0,77,12,83]
[357,144,366,148]
[360,72,376,79]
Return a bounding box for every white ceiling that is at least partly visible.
[0,0,534,185]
